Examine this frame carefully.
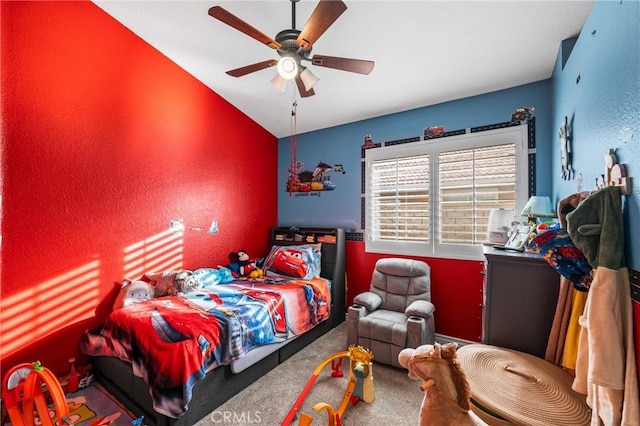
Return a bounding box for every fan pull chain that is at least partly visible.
[288,100,298,196]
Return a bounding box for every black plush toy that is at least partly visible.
[228,250,254,277]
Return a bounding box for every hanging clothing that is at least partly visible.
[545,275,574,366]
[562,289,588,375]
[567,186,639,425]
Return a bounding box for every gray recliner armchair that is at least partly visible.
[347,258,435,368]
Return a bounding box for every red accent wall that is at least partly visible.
[345,242,484,342]
[0,2,277,375]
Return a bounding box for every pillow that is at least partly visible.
[143,270,203,296]
[262,244,322,279]
[193,267,234,287]
[113,279,154,310]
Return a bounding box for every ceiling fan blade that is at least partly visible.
[226,59,278,77]
[296,0,347,50]
[208,6,281,49]
[295,75,315,98]
[311,55,374,75]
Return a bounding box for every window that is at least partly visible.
[368,154,430,243]
[365,124,530,260]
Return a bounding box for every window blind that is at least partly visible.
[369,154,430,242]
[438,144,516,245]
[365,124,529,260]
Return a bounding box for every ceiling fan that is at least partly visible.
[208,0,374,98]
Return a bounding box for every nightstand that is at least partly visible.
[482,246,560,358]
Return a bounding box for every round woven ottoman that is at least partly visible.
[456,344,591,426]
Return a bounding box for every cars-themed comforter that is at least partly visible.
[80,277,331,418]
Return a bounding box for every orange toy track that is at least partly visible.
[282,344,375,426]
[281,351,350,426]
[2,362,71,426]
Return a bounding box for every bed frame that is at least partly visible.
[89,227,346,426]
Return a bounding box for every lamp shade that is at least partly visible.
[521,196,556,218]
[299,67,319,91]
[271,73,287,92]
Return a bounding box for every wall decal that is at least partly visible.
[510,107,534,123]
[596,148,632,195]
[169,219,185,235]
[286,159,344,196]
[576,172,584,192]
[362,134,375,148]
[209,221,219,234]
[424,125,446,138]
[619,126,633,143]
[559,116,572,180]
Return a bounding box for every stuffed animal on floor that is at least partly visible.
[114,279,154,309]
[143,270,203,297]
[398,343,487,426]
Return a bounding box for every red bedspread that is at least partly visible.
[81,277,331,418]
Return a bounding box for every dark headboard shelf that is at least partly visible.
[272,227,340,244]
[271,227,346,324]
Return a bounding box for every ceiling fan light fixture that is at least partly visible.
[270,73,287,92]
[300,67,319,91]
[210,1,375,98]
[277,56,298,80]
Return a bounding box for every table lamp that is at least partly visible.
[520,196,556,224]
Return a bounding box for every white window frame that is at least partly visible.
[365,124,530,261]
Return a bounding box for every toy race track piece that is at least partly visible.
[311,403,340,426]
[281,350,349,426]
[2,361,71,426]
[282,345,374,426]
[4,364,33,390]
[331,358,344,377]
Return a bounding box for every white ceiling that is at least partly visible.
[94,0,595,138]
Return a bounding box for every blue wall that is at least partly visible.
[279,0,639,267]
[278,81,553,230]
[551,0,639,267]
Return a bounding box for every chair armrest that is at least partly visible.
[347,305,367,346]
[405,300,435,319]
[353,291,382,312]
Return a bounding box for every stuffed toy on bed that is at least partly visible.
[143,270,203,297]
[114,279,155,309]
[227,250,264,278]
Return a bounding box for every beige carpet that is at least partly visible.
[194,323,424,425]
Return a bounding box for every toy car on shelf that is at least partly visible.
[511,107,534,122]
[424,126,445,138]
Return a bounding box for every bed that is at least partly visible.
[82,227,346,426]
